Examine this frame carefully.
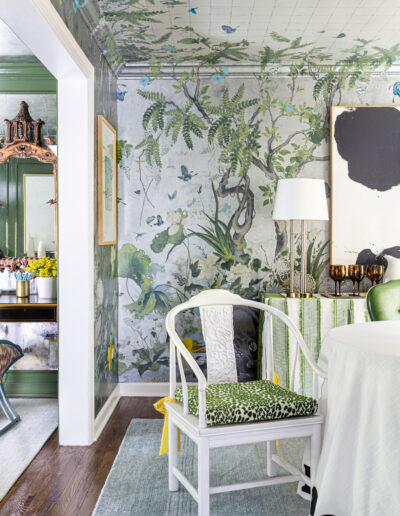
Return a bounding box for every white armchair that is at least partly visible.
[165,289,327,516]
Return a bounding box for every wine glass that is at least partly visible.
[366,264,384,287]
[372,264,384,286]
[330,265,346,296]
[348,264,365,296]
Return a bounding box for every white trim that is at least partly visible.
[119,382,197,397]
[2,0,95,445]
[94,384,120,441]
[120,62,400,79]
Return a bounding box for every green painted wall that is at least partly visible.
[0,63,56,94]
[3,370,57,397]
[0,159,54,257]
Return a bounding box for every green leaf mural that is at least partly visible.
[116,31,400,381]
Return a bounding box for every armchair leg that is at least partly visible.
[168,417,179,492]
[198,437,210,516]
[310,426,321,487]
[0,383,20,435]
[267,440,277,476]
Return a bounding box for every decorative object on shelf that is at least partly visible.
[383,256,400,282]
[98,115,117,245]
[348,264,365,296]
[273,178,329,298]
[16,280,29,298]
[0,257,34,273]
[329,264,346,296]
[331,106,400,267]
[25,256,57,299]
[14,271,32,298]
[366,264,384,287]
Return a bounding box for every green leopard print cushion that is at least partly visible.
[175,380,318,426]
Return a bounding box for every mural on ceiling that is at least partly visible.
[50,0,119,415]
[117,30,400,382]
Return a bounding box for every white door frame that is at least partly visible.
[2,0,95,445]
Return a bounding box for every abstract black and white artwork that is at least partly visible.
[331,106,400,267]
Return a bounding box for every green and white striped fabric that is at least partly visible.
[257,294,369,396]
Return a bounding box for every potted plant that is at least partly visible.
[26,256,57,298]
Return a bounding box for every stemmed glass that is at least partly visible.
[366,264,384,287]
[348,264,365,296]
[330,265,346,296]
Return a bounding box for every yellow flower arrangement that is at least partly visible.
[25,256,57,278]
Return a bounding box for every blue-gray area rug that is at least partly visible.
[93,419,311,516]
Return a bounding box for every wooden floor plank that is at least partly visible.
[0,397,162,516]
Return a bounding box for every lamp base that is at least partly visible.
[287,292,299,298]
[300,292,312,299]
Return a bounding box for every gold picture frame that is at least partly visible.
[98,115,117,245]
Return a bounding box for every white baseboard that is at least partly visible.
[119,382,169,397]
[94,384,120,441]
[119,381,198,397]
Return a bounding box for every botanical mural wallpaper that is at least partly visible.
[50,0,400,386]
[117,34,400,383]
[51,0,119,414]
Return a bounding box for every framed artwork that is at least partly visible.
[98,115,117,245]
[330,106,400,267]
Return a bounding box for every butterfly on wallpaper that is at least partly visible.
[133,232,145,239]
[187,198,197,208]
[140,75,151,86]
[392,82,400,102]
[146,215,164,226]
[178,165,198,182]
[168,190,177,200]
[336,33,346,38]
[46,199,57,205]
[116,84,127,101]
[197,185,202,194]
[222,25,238,34]
[72,0,88,13]
[188,7,198,14]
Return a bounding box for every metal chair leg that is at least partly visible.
[0,383,20,435]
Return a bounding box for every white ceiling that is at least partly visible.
[98,0,400,66]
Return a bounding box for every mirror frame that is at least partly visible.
[0,101,57,252]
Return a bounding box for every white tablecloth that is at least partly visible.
[312,321,400,516]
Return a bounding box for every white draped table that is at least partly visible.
[312,321,400,516]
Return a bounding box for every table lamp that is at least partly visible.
[272,178,329,297]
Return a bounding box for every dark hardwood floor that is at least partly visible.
[0,397,163,516]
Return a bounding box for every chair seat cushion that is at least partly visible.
[175,379,318,426]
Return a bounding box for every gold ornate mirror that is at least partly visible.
[0,101,57,259]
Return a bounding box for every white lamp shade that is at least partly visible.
[272,178,329,221]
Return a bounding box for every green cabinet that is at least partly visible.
[0,158,54,257]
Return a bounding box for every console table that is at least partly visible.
[258,294,368,397]
[0,294,57,323]
[0,294,57,397]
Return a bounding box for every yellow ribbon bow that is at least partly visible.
[153,397,181,456]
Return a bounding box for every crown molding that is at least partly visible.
[119,62,400,79]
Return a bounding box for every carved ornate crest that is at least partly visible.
[0,101,56,166]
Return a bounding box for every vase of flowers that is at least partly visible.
[26,256,57,298]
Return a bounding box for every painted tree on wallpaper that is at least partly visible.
[124,36,400,297]
[117,33,400,380]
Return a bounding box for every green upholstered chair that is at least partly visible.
[366,280,400,321]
